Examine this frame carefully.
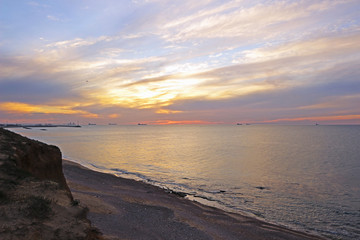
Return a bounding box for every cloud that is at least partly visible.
[107,29,360,111]
[160,0,351,42]
[0,78,79,104]
[8,26,358,117]
[298,94,360,112]
[27,1,49,8]
[163,56,360,123]
[259,114,360,124]
[108,113,120,118]
[235,31,360,64]
[155,109,182,114]
[149,119,220,125]
[47,15,60,21]
[44,35,117,50]
[1,0,359,124]
[0,102,98,118]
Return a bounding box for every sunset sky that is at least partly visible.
[1,0,359,125]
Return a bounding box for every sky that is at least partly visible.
[0,0,360,125]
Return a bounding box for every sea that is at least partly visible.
[10,125,360,239]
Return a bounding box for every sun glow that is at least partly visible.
[106,77,209,109]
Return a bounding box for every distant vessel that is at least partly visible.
[3,123,80,128]
[108,123,117,125]
[138,123,147,125]
[245,123,251,125]
[315,122,319,126]
[236,123,242,125]
[67,122,81,127]
[88,123,96,125]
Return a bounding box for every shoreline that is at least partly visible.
[67,159,307,232]
[63,159,326,240]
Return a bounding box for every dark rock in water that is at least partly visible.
[0,128,102,240]
[172,191,187,198]
[165,189,187,197]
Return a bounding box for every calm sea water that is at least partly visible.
[11,125,360,239]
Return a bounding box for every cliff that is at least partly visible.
[0,128,102,240]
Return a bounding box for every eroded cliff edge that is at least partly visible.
[0,128,102,240]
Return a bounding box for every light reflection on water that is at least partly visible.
[11,125,360,239]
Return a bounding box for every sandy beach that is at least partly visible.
[63,160,326,240]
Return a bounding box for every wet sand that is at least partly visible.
[63,160,326,240]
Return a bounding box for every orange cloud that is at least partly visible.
[260,114,360,123]
[108,113,120,118]
[155,109,183,114]
[0,102,98,118]
[150,120,221,125]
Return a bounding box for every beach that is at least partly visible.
[63,159,325,240]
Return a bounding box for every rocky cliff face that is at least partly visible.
[0,128,71,196]
[0,128,102,240]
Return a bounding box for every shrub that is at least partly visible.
[0,190,8,204]
[71,199,80,206]
[24,196,52,219]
